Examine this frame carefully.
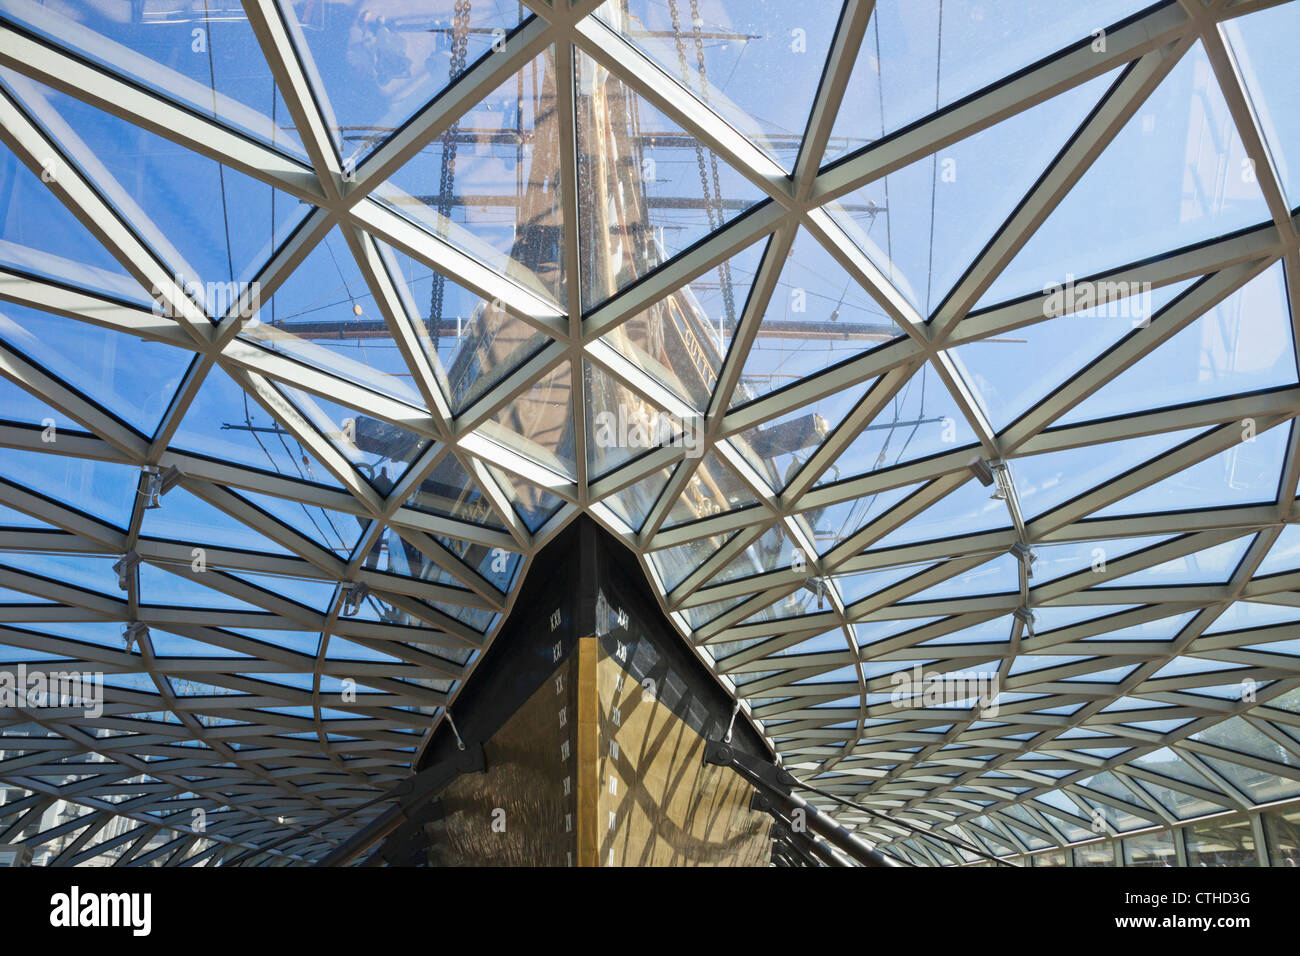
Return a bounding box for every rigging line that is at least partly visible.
[665,0,736,329]
[322,237,359,311]
[213,20,349,596]
[872,17,892,272]
[892,364,928,470]
[236,390,339,549]
[923,0,944,318]
[269,419,351,553]
[202,0,236,290]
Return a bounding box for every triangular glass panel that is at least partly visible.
[229,627,321,657]
[5,0,306,156]
[486,464,565,532]
[432,532,521,595]
[828,69,1115,316]
[647,530,737,591]
[0,447,136,528]
[599,466,672,534]
[1009,653,1088,678]
[716,524,798,584]
[1074,610,1195,643]
[903,553,1020,603]
[1204,600,1300,636]
[8,72,305,305]
[172,365,345,489]
[399,452,506,530]
[1102,535,1252,588]
[0,138,147,303]
[230,570,338,614]
[1149,656,1246,680]
[364,527,456,586]
[9,552,123,597]
[0,300,192,438]
[575,47,769,308]
[1193,716,1300,767]
[485,361,576,478]
[835,562,935,606]
[279,385,431,494]
[1010,427,1202,519]
[383,240,553,415]
[280,0,526,164]
[661,449,757,528]
[682,595,750,631]
[981,41,1272,307]
[0,500,51,528]
[1255,524,1300,577]
[248,228,426,406]
[584,360,675,478]
[0,373,79,434]
[951,279,1196,432]
[868,477,1009,550]
[1222,3,1300,207]
[140,486,294,557]
[595,0,841,171]
[1031,602,1138,633]
[599,238,766,411]
[1093,420,1289,517]
[741,587,827,625]
[138,563,274,613]
[1031,535,1174,583]
[1060,263,1297,426]
[1197,753,1300,803]
[899,618,987,653]
[814,363,976,484]
[234,486,366,558]
[824,0,1146,166]
[731,228,903,408]
[803,480,921,557]
[378,50,565,306]
[734,377,875,492]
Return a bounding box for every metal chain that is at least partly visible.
[430,0,473,331]
[687,0,736,328]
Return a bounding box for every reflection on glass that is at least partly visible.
[1262,806,1300,867]
[385,243,551,415]
[281,0,527,165]
[1059,263,1298,427]
[596,0,841,170]
[486,360,576,478]
[1118,832,1180,868]
[576,46,765,310]
[597,239,765,411]
[1186,817,1258,867]
[1031,848,1068,867]
[0,142,153,303]
[2,0,306,155]
[378,49,565,305]
[1072,841,1116,866]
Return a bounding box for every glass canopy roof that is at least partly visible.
[0,0,1298,866]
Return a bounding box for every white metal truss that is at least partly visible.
[0,0,1295,866]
